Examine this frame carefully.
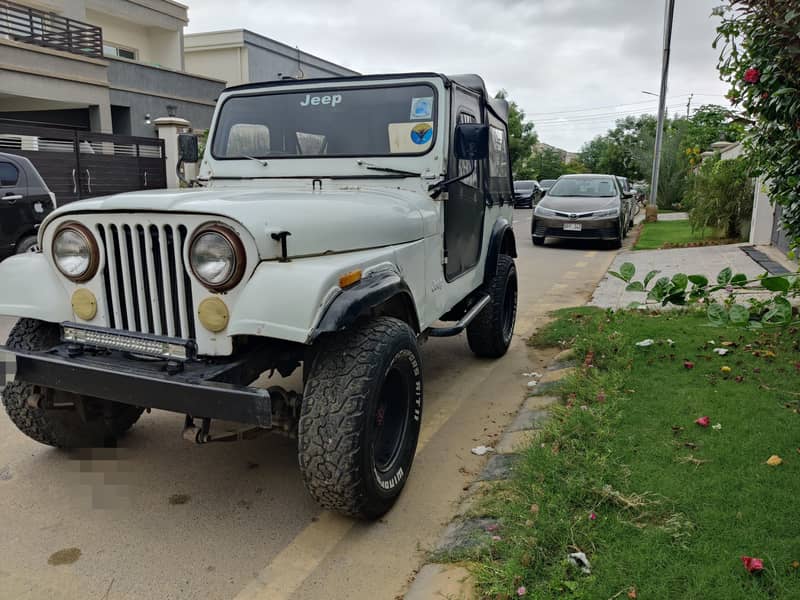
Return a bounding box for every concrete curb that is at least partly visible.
[403,365,573,599]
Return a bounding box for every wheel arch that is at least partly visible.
[309,271,421,342]
[484,218,517,285]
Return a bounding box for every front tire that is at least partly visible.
[15,235,38,254]
[467,254,518,358]
[2,319,144,448]
[298,317,423,519]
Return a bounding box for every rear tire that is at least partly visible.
[467,254,518,358]
[2,319,143,448]
[298,317,422,519]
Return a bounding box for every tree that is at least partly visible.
[633,119,689,209]
[495,90,538,180]
[579,115,658,179]
[530,146,567,180]
[684,104,744,151]
[715,1,800,249]
[685,154,754,239]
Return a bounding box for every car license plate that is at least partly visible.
[563,223,582,231]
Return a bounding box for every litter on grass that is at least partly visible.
[635,339,654,347]
[741,556,764,573]
[766,455,783,467]
[527,380,538,388]
[471,445,494,456]
[522,372,542,378]
[713,348,730,355]
[568,551,592,574]
[712,423,722,431]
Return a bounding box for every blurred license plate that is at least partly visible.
[563,223,582,231]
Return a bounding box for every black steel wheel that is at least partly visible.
[467,254,518,358]
[298,317,423,519]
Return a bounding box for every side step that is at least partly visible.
[427,294,491,338]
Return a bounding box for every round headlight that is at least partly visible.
[52,223,99,282]
[189,224,245,292]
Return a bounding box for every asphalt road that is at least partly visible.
[0,212,621,600]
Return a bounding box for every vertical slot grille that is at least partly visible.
[98,221,194,339]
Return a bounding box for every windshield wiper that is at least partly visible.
[356,161,420,177]
[240,156,269,167]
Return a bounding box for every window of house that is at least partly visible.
[103,43,137,60]
[0,162,19,186]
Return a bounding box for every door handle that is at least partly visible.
[85,169,92,193]
[3,194,22,203]
[72,168,77,194]
[144,170,148,187]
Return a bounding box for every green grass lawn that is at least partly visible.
[635,220,729,250]
[468,308,800,599]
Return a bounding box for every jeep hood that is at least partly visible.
[45,187,430,260]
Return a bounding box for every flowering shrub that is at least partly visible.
[715,1,800,250]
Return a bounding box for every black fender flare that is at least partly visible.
[309,271,420,342]
[484,218,517,284]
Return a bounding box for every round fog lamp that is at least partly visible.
[198,297,229,333]
[71,288,97,321]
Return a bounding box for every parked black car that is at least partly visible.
[0,153,56,259]
[513,180,542,208]
[538,178,557,195]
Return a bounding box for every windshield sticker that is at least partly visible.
[388,122,433,153]
[410,97,434,120]
[299,93,342,108]
[410,123,433,145]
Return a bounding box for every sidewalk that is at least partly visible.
[590,242,794,309]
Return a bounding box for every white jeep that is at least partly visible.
[0,73,518,518]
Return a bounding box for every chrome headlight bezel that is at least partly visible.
[188,223,246,292]
[51,222,100,283]
[594,208,620,218]
[534,206,557,217]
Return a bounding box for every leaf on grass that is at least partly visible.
[695,416,710,427]
[741,556,764,573]
[766,455,783,466]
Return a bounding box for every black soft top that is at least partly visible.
[223,72,509,125]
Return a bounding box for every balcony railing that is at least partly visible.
[0,0,103,59]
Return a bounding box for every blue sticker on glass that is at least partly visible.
[410,97,433,120]
[410,123,433,145]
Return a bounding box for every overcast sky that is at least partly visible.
[185,0,730,153]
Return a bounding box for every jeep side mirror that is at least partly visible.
[178,133,199,163]
[454,123,489,161]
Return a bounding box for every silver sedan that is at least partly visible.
[531,174,631,248]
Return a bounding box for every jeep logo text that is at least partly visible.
[299,93,342,107]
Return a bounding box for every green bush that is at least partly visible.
[685,155,754,239]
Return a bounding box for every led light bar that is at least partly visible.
[62,325,194,361]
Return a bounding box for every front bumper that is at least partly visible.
[3,343,272,427]
[532,216,620,240]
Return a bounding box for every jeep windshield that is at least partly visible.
[211,84,437,160]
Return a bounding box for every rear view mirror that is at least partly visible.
[178,133,199,163]
[454,123,489,161]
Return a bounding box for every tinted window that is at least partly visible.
[540,179,556,187]
[212,84,437,158]
[457,112,479,188]
[549,177,617,198]
[514,181,535,191]
[0,162,19,186]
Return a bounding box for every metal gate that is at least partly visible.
[771,204,791,255]
[0,122,166,205]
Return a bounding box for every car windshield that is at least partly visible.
[211,84,437,159]
[548,177,616,198]
[540,179,556,187]
[514,181,535,191]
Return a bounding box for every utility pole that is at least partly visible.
[647,0,676,222]
[686,93,693,118]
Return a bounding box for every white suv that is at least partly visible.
[0,72,518,518]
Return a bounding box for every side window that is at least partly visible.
[457,112,479,188]
[487,121,511,201]
[0,162,19,186]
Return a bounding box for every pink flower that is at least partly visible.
[744,68,761,84]
[695,416,710,427]
[589,512,597,521]
[741,556,764,573]
[517,586,527,596]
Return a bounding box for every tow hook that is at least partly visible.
[181,415,267,444]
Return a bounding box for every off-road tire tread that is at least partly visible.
[467,254,517,358]
[298,316,419,518]
[2,318,143,448]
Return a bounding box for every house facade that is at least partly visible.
[184,29,358,87]
[0,0,226,136]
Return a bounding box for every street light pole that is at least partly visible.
[647,0,676,222]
